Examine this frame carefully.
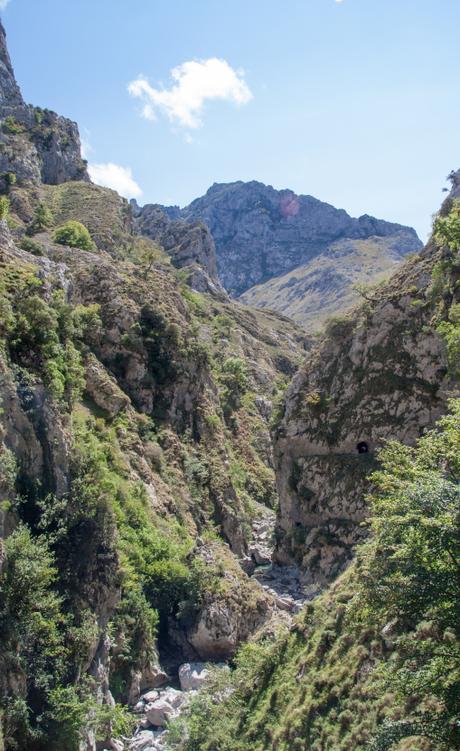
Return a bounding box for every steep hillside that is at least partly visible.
[239,233,418,330]
[169,180,422,296]
[0,24,308,751]
[0,189,307,749]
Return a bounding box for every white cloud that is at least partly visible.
[88,162,142,199]
[128,57,252,130]
[0,0,11,9]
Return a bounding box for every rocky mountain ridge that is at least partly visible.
[0,21,88,188]
[130,200,225,298]
[162,180,422,296]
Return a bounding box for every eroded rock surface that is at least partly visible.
[176,180,422,296]
[273,216,458,588]
[131,201,225,297]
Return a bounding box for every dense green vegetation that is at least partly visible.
[172,401,460,751]
[434,199,460,251]
[0,254,207,747]
[0,197,9,221]
[0,213,295,747]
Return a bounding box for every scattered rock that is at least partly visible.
[129,730,163,750]
[141,689,159,703]
[144,698,176,727]
[161,687,185,710]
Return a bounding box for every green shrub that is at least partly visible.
[53,220,95,251]
[219,356,248,417]
[324,314,355,340]
[20,236,44,256]
[7,291,86,403]
[2,116,24,135]
[0,171,16,193]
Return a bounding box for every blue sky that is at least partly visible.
[3,0,460,238]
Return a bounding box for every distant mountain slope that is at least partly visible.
[175,180,422,297]
[238,232,418,330]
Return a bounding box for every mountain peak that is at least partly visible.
[0,20,89,185]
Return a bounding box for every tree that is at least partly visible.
[27,202,54,235]
[0,526,67,747]
[434,199,460,251]
[53,220,95,251]
[356,401,460,749]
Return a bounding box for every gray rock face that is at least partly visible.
[177,181,422,296]
[0,21,88,186]
[448,168,460,199]
[272,216,458,588]
[131,201,225,297]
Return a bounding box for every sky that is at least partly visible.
[3,0,460,239]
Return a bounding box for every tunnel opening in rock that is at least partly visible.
[356,441,369,454]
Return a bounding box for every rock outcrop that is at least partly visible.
[176,180,422,296]
[0,20,88,186]
[131,201,225,297]
[272,179,460,589]
[0,19,22,107]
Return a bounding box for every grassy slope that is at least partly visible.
[171,566,431,751]
[239,236,418,331]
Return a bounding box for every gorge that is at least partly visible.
[0,16,458,751]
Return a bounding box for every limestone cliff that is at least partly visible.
[0,20,88,187]
[131,201,225,297]
[272,174,460,589]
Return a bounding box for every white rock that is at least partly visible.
[275,595,295,612]
[161,687,185,709]
[144,698,175,727]
[250,545,272,566]
[129,731,155,750]
[178,662,210,691]
[141,689,159,703]
[133,700,145,713]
